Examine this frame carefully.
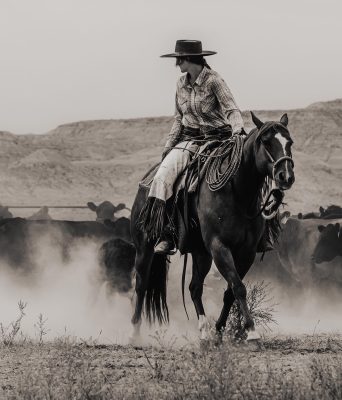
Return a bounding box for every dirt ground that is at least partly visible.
[0,334,341,399]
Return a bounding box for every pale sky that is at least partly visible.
[1,0,341,134]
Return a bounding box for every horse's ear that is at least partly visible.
[251,111,263,129]
[280,113,288,127]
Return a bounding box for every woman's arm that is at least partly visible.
[162,93,183,159]
[212,75,244,134]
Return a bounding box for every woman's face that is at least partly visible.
[176,57,189,73]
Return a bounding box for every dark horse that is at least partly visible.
[130,112,295,341]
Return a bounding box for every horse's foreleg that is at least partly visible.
[130,244,154,344]
[215,287,235,333]
[216,255,252,333]
[189,249,212,340]
[210,238,257,339]
[216,265,251,334]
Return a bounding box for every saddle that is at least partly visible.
[139,138,232,254]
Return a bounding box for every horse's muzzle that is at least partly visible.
[274,162,295,190]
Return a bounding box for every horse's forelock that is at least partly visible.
[256,121,290,141]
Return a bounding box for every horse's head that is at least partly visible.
[251,112,295,190]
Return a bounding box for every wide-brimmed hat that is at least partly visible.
[160,40,216,58]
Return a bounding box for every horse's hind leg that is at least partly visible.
[189,249,212,340]
[130,242,154,344]
[210,238,258,340]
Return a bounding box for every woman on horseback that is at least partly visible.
[140,40,246,255]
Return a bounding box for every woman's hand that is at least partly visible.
[234,128,247,139]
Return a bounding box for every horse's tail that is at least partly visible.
[145,254,169,324]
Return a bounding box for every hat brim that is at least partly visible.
[160,51,217,58]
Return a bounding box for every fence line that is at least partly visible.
[6,206,89,209]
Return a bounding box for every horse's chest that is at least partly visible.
[201,212,260,245]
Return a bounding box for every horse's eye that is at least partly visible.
[260,132,273,143]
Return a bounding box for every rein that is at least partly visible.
[232,180,283,221]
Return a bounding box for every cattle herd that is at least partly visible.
[274,205,342,289]
[0,201,135,293]
[0,201,340,301]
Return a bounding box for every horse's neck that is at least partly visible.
[231,131,265,210]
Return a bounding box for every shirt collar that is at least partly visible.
[194,66,209,86]
[181,66,209,88]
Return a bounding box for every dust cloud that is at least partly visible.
[0,236,134,344]
[272,283,342,335]
[0,236,340,345]
[0,236,215,345]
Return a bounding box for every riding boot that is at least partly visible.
[154,199,177,255]
[154,224,177,255]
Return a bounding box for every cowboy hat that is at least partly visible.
[160,40,216,58]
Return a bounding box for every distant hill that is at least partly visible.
[0,99,341,217]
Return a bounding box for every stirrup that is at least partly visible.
[154,240,177,255]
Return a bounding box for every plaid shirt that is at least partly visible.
[165,66,244,149]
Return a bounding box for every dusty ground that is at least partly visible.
[0,334,341,399]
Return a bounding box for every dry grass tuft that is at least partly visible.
[226,280,277,339]
[0,300,28,346]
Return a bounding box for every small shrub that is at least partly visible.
[226,280,277,339]
[34,313,50,345]
[0,300,27,346]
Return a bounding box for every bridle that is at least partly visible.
[256,125,295,220]
[263,146,294,181]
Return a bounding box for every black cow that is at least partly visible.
[0,217,131,270]
[27,206,52,220]
[312,223,342,263]
[298,205,342,220]
[0,206,13,220]
[275,217,341,285]
[87,201,130,222]
[99,238,136,293]
[0,206,51,220]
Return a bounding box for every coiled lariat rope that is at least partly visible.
[171,133,244,191]
[204,134,244,191]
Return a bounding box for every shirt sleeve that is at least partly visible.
[212,75,244,133]
[164,92,183,150]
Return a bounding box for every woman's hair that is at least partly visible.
[176,55,211,69]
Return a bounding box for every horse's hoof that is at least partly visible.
[246,330,261,341]
[245,330,262,351]
[214,331,223,346]
[128,334,141,347]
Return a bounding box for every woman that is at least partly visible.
[141,40,246,255]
